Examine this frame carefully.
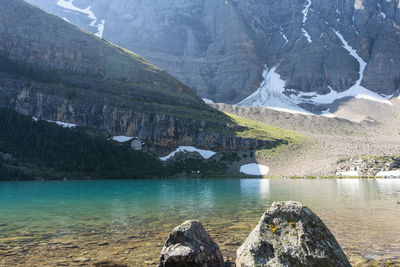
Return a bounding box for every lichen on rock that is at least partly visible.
[236,201,351,267]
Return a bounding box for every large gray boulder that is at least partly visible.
[236,201,350,267]
[159,220,224,267]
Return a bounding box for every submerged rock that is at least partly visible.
[236,201,350,267]
[93,261,128,267]
[71,257,90,263]
[158,220,224,267]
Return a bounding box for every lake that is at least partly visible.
[0,178,399,266]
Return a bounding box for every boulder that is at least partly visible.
[236,201,351,267]
[158,220,224,267]
[130,138,143,151]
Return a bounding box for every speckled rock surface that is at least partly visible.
[236,201,351,267]
[159,220,224,267]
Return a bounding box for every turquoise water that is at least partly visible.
[0,178,400,263]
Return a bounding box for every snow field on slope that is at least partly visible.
[159,146,216,161]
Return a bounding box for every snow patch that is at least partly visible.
[280,27,289,46]
[32,116,38,122]
[240,163,270,176]
[57,0,96,20]
[57,0,105,38]
[320,109,336,118]
[302,28,312,43]
[376,170,400,177]
[301,0,312,42]
[336,171,359,176]
[377,3,387,19]
[47,120,77,128]
[159,146,216,161]
[96,19,105,38]
[302,0,312,24]
[235,29,392,115]
[202,98,214,104]
[236,66,312,115]
[112,136,134,143]
[62,17,70,22]
[292,85,392,105]
[352,15,359,34]
[330,29,393,105]
[333,29,366,86]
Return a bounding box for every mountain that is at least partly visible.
[26,0,400,113]
[0,0,307,162]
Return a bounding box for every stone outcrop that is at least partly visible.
[158,220,224,267]
[236,201,351,267]
[336,156,400,176]
[27,0,400,105]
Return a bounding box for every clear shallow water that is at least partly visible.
[0,178,400,264]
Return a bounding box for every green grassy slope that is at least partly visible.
[225,112,305,143]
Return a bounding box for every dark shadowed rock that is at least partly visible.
[159,220,224,267]
[93,261,127,267]
[236,201,351,267]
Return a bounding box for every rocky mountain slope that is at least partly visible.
[26,0,400,113]
[1,0,308,159]
[212,102,400,177]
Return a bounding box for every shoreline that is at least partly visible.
[1,175,400,182]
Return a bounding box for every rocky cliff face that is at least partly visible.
[26,0,400,111]
[0,74,274,153]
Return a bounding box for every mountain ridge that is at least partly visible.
[26,0,400,113]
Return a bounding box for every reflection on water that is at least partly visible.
[0,178,399,263]
[259,179,270,199]
[337,179,361,197]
